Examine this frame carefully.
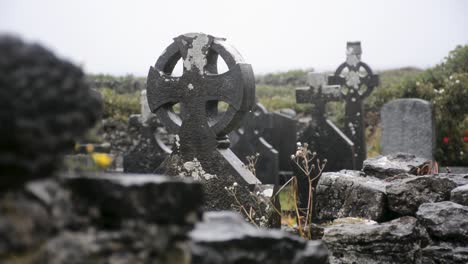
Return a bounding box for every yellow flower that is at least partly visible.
[91,153,113,169]
[86,144,94,153]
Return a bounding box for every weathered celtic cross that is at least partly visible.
[147,33,260,193]
[328,42,379,169]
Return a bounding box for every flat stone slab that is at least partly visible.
[323,216,430,264]
[315,170,388,221]
[189,211,329,264]
[66,173,203,225]
[416,201,468,242]
[451,184,468,206]
[362,153,428,179]
[386,175,458,216]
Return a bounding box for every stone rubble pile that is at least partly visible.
[315,152,468,264]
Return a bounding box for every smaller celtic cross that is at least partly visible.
[328,42,379,168]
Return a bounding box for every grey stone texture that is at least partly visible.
[416,201,468,242]
[381,98,435,159]
[451,184,468,206]
[362,152,429,178]
[422,243,468,264]
[67,173,203,226]
[0,174,204,264]
[189,211,329,264]
[315,170,388,222]
[323,216,430,264]
[147,33,260,210]
[386,175,458,216]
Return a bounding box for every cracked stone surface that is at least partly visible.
[323,216,430,264]
[315,170,388,222]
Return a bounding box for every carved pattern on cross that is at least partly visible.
[146,33,255,157]
[328,42,379,100]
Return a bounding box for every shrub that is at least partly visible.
[99,88,140,121]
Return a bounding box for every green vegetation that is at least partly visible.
[91,44,467,165]
[99,87,140,121]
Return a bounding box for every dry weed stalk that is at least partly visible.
[290,142,326,239]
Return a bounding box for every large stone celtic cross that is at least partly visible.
[328,42,379,169]
[147,33,259,187]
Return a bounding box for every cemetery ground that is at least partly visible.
[1,34,467,264]
[90,43,466,228]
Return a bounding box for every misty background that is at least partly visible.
[1,0,467,75]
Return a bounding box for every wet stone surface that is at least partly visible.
[323,216,430,264]
[315,170,388,222]
[362,152,429,178]
[386,175,458,216]
[189,211,329,264]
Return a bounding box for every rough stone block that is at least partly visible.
[362,153,428,178]
[315,170,388,221]
[386,175,458,215]
[189,211,329,264]
[451,184,468,206]
[323,216,430,264]
[66,173,203,226]
[416,201,468,242]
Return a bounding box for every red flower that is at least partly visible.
[443,137,449,144]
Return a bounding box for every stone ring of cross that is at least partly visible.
[332,61,378,98]
[147,33,255,138]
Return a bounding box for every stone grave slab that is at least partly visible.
[381,98,435,160]
[263,109,298,180]
[230,103,279,184]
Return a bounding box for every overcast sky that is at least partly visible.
[1,0,467,76]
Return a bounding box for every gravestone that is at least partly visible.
[147,33,260,210]
[264,109,298,181]
[230,103,279,184]
[296,73,356,172]
[381,98,435,160]
[328,42,380,169]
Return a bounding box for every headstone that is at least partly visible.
[263,109,298,181]
[381,98,435,160]
[230,103,279,184]
[328,42,380,169]
[296,73,356,171]
[147,33,260,210]
[0,35,102,190]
